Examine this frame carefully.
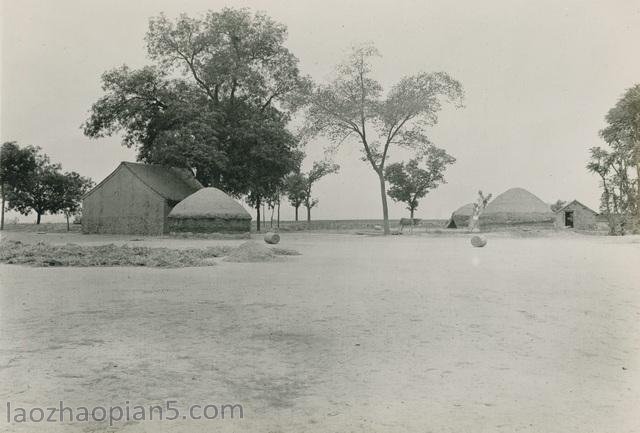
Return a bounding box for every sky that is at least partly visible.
[2,0,640,222]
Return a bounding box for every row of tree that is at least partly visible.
[587,85,640,235]
[82,8,463,233]
[0,142,93,229]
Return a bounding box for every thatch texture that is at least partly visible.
[169,188,251,220]
[446,203,474,228]
[479,188,554,228]
[168,187,251,233]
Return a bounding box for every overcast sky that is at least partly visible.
[2,0,640,222]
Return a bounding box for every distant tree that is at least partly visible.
[301,44,464,234]
[302,161,340,222]
[384,146,455,219]
[550,199,567,212]
[59,172,94,231]
[284,171,306,221]
[7,152,65,224]
[0,142,38,229]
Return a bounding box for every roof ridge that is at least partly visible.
[121,162,167,199]
[555,199,598,214]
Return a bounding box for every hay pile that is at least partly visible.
[0,240,232,268]
[480,188,555,228]
[168,187,251,220]
[223,241,300,263]
[446,203,475,228]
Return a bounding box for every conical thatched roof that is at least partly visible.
[446,203,475,228]
[484,188,551,214]
[168,187,251,220]
[480,187,554,226]
[453,203,475,216]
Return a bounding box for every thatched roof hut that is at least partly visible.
[479,187,554,228]
[168,187,251,233]
[446,203,475,228]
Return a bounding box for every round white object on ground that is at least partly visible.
[264,232,280,244]
[471,235,487,247]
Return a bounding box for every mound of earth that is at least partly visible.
[223,241,300,263]
[0,240,231,268]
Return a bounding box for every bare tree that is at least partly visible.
[468,190,492,233]
[301,44,464,234]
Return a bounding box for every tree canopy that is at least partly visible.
[587,84,640,234]
[83,8,310,230]
[384,146,455,219]
[0,142,39,229]
[1,143,94,226]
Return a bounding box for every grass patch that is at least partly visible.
[0,240,234,268]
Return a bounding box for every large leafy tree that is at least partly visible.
[384,146,455,219]
[146,9,308,111]
[302,44,464,234]
[595,84,640,232]
[587,144,636,235]
[6,152,65,224]
[0,142,39,229]
[83,66,226,186]
[83,8,309,231]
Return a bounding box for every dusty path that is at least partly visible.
[1,233,639,432]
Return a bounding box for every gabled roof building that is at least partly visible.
[553,200,598,230]
[82,162,202,235]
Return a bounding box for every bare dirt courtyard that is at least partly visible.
[0,231,639,432]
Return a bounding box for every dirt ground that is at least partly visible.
[1,231,639,432]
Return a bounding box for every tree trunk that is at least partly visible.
[256,198,261,232]
[66,214,70,231]
[378,172,390,235]
[36,212,41,225]
[295,206,299,222]
[277,202,280,229]
[410,208,414,220]
[1,182,5,230]
[306,206,311,223]
[270,205,275,228]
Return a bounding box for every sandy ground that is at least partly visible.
[0,231,639,432]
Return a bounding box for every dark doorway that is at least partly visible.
[564,211,574,228]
